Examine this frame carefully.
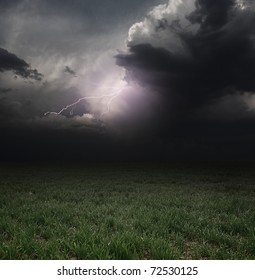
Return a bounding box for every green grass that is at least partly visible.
[0,161,255,259]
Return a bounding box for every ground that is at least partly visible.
[0,161,255,259]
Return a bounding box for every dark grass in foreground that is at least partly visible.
[0,162,255,260]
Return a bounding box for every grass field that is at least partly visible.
[0,161,255,260]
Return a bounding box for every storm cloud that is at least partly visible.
[114,0,255,159]
[0,48,43,81]
[1,0,255,160]
[117,0,255,112]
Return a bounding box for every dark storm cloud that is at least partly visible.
[0,48,43,81]
[0,88,12,93]
[64,66,77,77]
[2,0,255,160]
[116,0,255,112]
[187,0,235,28]
[114,0,255,159]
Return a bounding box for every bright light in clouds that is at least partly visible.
[236,0,247,10]
[235,0,254,11]
[44,69,128,119]
[43,0,196,124]
[243,92,255,110]
[127,0,197,52]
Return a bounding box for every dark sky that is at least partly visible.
[1,0,255,160]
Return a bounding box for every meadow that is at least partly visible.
[0,161,255,260]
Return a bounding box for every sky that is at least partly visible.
[1,0,255,160]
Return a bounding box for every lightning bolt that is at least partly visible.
[44,83,124,118]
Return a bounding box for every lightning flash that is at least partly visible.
[44,79,127,118]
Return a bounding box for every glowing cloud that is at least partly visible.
[44,75,128,119]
